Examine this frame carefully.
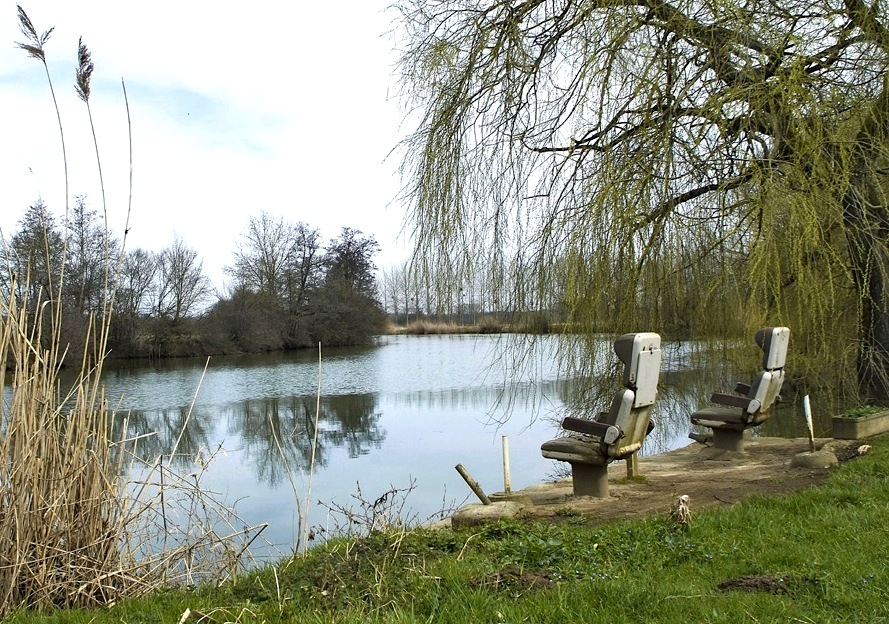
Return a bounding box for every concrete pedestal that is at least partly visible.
[712,428,746,452]
[571,462,609,497]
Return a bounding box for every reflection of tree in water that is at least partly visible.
[106,394,385,487]
[111,406,214,469]
[231,393,385,487]
[320,394,385,459]
[387,380,571,427]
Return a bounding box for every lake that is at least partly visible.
[23,333,817,563]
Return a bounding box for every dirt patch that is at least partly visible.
[470,565,556,593]
[471,437,864,527]
[717,574,821,595]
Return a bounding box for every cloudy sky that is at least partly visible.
[0,1,413,290]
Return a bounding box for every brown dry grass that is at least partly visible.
[0,282,126,609]
[0,276,269,615]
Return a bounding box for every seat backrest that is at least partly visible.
[614,332,662,406]
[746,327,790,423]
[756,327,790,371]
[606,332,662,458]
[599,389,636,457]
[745,369,786,423]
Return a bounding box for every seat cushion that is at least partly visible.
[540,436,609,466]
[690,406,747,426]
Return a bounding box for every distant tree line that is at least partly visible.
[1,199,388,361]
[379,239,738,338]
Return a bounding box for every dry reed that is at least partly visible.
[0,278,269,615]
[0,281,126,610]
[0,8,269,615]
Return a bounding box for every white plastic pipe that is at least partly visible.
[502,435,511,494]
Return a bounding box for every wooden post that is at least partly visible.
[455,463,492,505]
[626,452,638,479]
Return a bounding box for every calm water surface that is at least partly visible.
[103,334,597,557]
[19,333,816,561]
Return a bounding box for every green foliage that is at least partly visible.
[394,0,889,404]
[841,404,888,419]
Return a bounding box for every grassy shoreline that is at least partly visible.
[6,435,888,623]
[388,316,563,336]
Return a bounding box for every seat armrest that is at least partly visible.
[711,393,761,414]
[734,382,751,394]
[711,392,751,408]
[561,417,623,444]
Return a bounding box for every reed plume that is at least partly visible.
[75,37,93,102]
[15,4,52,62]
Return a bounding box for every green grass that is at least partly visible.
[7,435,889,623]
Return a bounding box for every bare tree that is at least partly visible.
[282,220,323,317]
[116,247,156,318]
[228,212,323,300]
[226,211,323,345]
[105,247,156,355]
[380,263,406,322]
[66,196,119,314]
[153,237,211,322]
[395,0,889,401]
[228,211,293,297]
[6,200,65,308]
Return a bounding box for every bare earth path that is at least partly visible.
[453,437,856,527]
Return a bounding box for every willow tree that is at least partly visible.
[394,0,889,402]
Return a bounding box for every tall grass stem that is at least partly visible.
[302,342,323,553]
[167,356,210,466]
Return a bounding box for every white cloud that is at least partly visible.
[0,0,412,289]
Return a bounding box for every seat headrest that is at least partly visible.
[755,326,790,370]
[614,332,661,405]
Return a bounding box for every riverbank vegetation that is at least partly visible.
[3,200,388,359]
[394,313,558,336]
[0,269,272,616]
[3,434,886,623]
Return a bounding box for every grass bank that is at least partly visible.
[391,316,564,335]
[7,435,889,623]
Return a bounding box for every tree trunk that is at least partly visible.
[842,77,889,402]
[850,231,889,402]
[843,167,889,403]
